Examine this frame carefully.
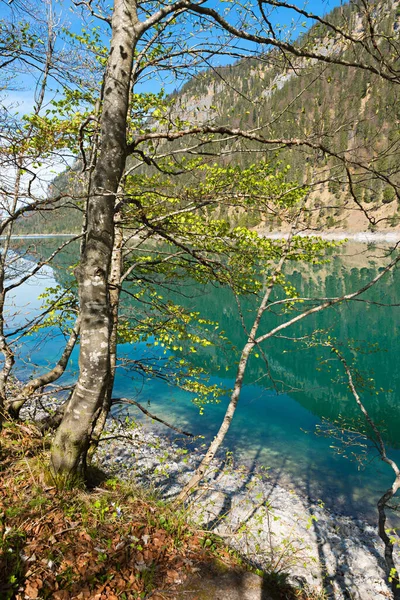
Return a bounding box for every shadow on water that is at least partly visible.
[120,427,394,598]
[303,463,389,599]
[130,379,400,524]
[9,238,400,528]
[108,440,310,598]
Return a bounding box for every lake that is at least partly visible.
[4,237,400,520]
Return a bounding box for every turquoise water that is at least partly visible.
[5,239,400,520]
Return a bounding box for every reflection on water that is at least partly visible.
[5,238,400,520]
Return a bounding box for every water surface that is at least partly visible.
[5,238,400,520]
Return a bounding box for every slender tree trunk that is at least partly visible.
[0,287,15,426]
[334,349,400,598]
[176,197,309,504]
[50,0,138,482]
[177,241,294,503]
[38,396,70,433]
[378,485,400,599]
[0,13,56,426]
[0,168,20,426]
[6,316,80,419]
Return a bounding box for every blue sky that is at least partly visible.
[0,0,345,109]
[0,0,345,192]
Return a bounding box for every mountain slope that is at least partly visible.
[164,0,400,232]
[14,0,400,235]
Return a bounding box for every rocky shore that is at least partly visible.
[261,229,400,243]
[94,415,396,600]
[20,397,397,599]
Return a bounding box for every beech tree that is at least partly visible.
[49,0,212,478]
[47,0,292,478]
[1,0,396,503]
[47,0,400,484]
[0,2,396,594]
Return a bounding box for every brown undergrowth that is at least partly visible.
[0,421,322,600]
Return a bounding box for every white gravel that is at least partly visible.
[94,415,398,600]
[20,396,397,599]
[260,229,400,243]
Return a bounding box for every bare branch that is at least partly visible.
[112,397,194,437]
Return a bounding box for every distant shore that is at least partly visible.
[4,233,79,240]
[260,229,400,243]
[1,233,76,239]
[5,230,400,243]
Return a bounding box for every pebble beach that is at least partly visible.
[94,414,397,600]
[20,396,398,599]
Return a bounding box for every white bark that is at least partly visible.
[51,0,139,479]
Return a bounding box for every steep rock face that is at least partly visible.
[174,0,399,129]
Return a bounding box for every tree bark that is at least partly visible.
[50,0,138,482]
[0,12,55,426]
[335,349,400,598]
[87,216,123,461]
[38,397,69,433]
[0,168,20,427]
[378,485,400,599]
[176,239,294,503]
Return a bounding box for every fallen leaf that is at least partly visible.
[24,583,39,599]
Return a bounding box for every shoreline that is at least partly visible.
[124,415,380,525]
[20,399,396,599]
[4,229,400,244]
[259,229,400,243]
[94,415,396,600]
[0,233,77,239]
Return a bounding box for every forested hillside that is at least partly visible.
[166,0,400,231]
[14,0,400,235]
[13,167,85,234]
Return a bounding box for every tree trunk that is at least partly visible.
[0,287,14,427]
[0,168,20,427]
[176,217,303,503]
[50,0,138,483]
[177,251,291,503]
[334,348,400,597]
[38,397,69,433]
[1,16,55,427]
[378,485,400,599]
[87,217,123,461]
